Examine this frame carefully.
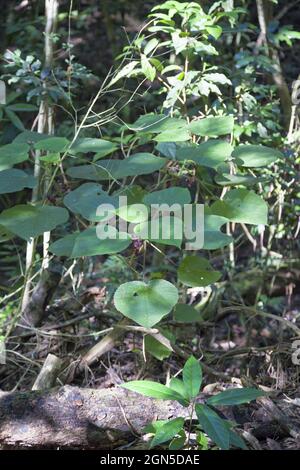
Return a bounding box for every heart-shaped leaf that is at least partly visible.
[178,256,221,287]
[189,116,234,137]
[232,144,283,167]
[211,189,268,225]
[70,138,118,158]
[0,143,29,168]
[143,187,191,206]
[176,140,233,169]
[34,137,70,153]
[49,227,131,258]
[63,183,117,222]
[114,279,178,327]
[0,205,69,240]
[0,169,36,194]
[174,303,201,323]
[134,216,183,248]
[67,153,166,180]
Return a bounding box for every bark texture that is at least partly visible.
[0,386,191,449]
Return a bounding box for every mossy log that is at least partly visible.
[0,386,191,449]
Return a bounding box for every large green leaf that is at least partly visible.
[211,189,268,225]
[114,280,178,327]
[207,388,265,406]
[67,153,166,180]
[143,187,191,206]
[34,137,70,153]
[176,140,233,169]
[155,142,177,159]
[189,116,234,137]
[154,128,191,142]
[0,169,36,194]
[178,256,221,287]
[49,227,131,258]
[0,205,69,240]
[130,114,186,134]
[195,404,230,450]
[174,303,201,323]
[134,216,183,248]
[0,143,29,168]
[63,183,117,222]
[232,144,283,168]
[121,380,184,402]
[203,211,232,249]
[13,130,50,144]
[182,356,202,399]
[69,138,118,159]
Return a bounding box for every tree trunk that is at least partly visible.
[0,386,192,449]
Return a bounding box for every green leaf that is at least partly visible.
[114,280,178,327]
[70,138,117,158]
[154,128,191,142]
[155,142,177,159]
[145,332,172,361]
[49,227,131,258]
[39,153,61,164]
[130,114,186,134]
[232,144,283,167]
[34,137,70,153]
[207,388,265,406]
[141,54,156,81]
[121,380,184,401]
[0,169,36,194]
[67,153,166,180]
[169,430,186,450]
[182,356,202,399]
[109,61,139,86]
[63,183,117,222]
[134,216,183,248]
[5,109,25,131]
[174,303,201,323]
[151,418,185,448]
[6,103,37,112]
[206,25,223,39]
[195,404,230,450]
[176,140,233,169]
[0,205,69,241]
[169,378,189,401]
[143,187,191,206]
[215,173,267,186]
[211,189,268,225]
[117,204,149,223]
[13,130,51,144]
[178,256,221,287]
[144,38,159,55]
[189,116,234,137]
[203,211,232,249]
[0,143,29,168]
[228,428,247,450]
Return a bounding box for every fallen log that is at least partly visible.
[0,385,192,449]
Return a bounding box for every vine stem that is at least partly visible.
[21,0,58,313]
